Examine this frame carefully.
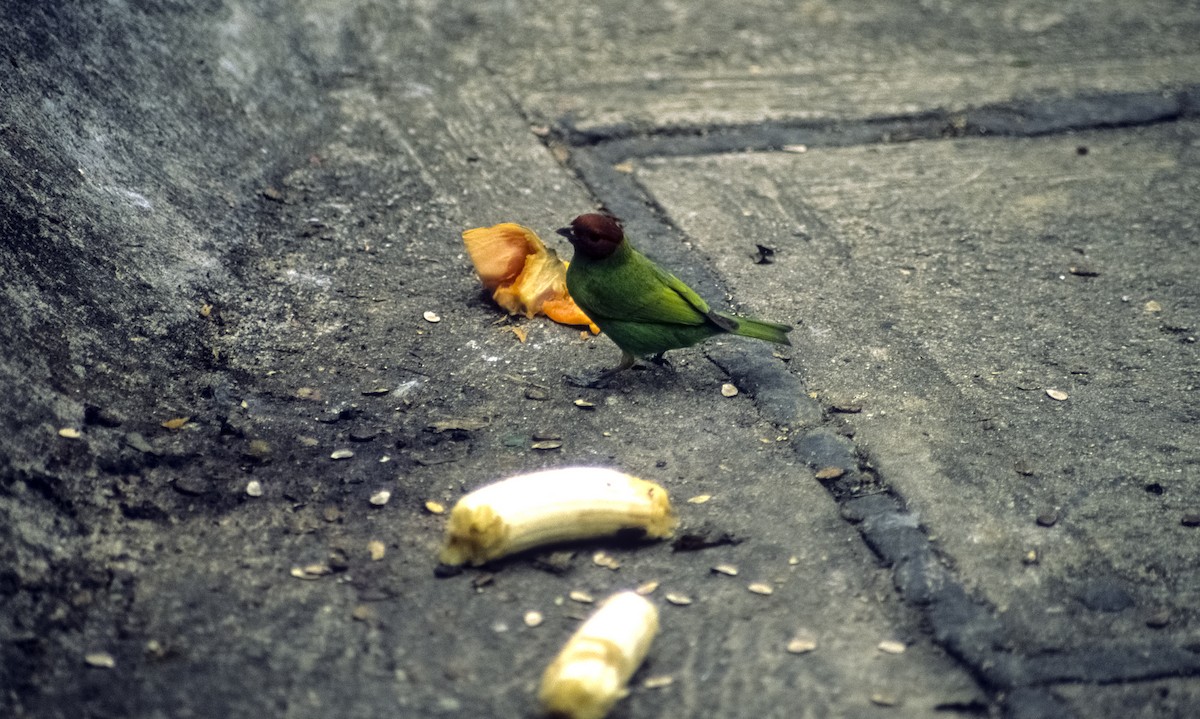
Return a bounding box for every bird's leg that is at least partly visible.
[648,352,672,368]
[565,351,637,388]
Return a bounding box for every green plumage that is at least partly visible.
[565,238,792,358]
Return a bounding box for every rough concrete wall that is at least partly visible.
[0,0,330,704]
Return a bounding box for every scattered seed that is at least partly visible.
[635,581,660,596]
[612,161,635,174]
[788,556,800,566]
[711,564,739,577]
[870,693,899,707]
[245,480,263,497]
[1182,513,1200,527]
[748,582,773,595]
[592,551,621,570]
[330,449,355,460]
[423,311,441,323]
[786,632,818,654]
[322,506,343,523]
[348,427,378,442]
[687,494,712,504]
[573,399,595,409]
[782,144,808,153]
[428,418,491,433]
[1144,300,1162,313]
[568,590,594,604]
[1146,610,1171,629]
[524,611,544,627]
[84,652,116,669]
[642,675,674,689]
[534,551,576,575]
[531,440,563,450]
[664,592,693,606]
[814,466,845,481]
[296,387,320,400]
[877,640,906,654]
[58,427,82,439]
[473,573,495,589]
[161,417,190,430]
[352,605,375,622]
[290,566,323,580]
[720,383,739,397]
[361,387,391,396]
[125,433,154,453]
[1036,510,1059,527]
[369,490,391,506]
[424,500,446,515]
[367,540,386,561]
[1023,548,1040,565]
[298,436,320,447]
[328,549,350,572]
[1045,389,1069,401]
[830,402,862,414]
[524,387,549,401]
[244,439,272,461]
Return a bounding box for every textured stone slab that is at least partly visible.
[526,55,1200,134]
[636,122,1200,663]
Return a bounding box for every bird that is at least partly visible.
[556,213,792,386]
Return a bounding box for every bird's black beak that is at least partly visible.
[555,226,575,242]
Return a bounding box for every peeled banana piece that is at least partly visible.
[539,590,659,719]
[437,467,677,566]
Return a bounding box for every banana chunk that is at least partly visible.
[438,467,676,567]
[539,591,659,719]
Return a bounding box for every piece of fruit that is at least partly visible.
[437,467,676,567]
[539,590,659,719]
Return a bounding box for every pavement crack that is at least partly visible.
[551,85,1200,160]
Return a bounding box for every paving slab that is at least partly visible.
[636,121,1200,656]
[628,124,1200,709]
[495,1,1200,135]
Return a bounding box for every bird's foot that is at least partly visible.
[648,352,673,368]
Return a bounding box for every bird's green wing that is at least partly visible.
[571,249,714,326]
[648,260,741,332]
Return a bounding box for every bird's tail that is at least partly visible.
[717,313,793,346]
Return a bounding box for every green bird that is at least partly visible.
[556,213,792,385]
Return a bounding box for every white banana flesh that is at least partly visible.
[539,590,659,719]
[438,467,676,567]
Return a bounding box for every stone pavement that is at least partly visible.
[2,2,1198,718]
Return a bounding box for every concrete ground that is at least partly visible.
[2,1,1198,717]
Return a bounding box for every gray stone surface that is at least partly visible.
[2,1,1199,718]
[638,123,1200,656]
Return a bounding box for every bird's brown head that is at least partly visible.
[556,213,625,259]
